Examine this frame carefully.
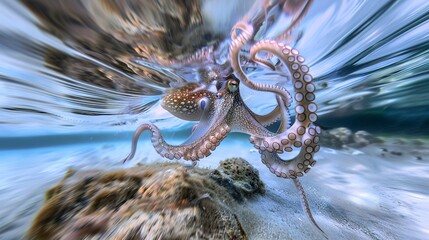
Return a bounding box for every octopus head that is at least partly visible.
[161,83,215,121]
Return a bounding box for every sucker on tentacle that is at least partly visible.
[249,41,319,151]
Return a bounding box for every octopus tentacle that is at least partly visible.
[252,105,280,127]
[281,0,314,37]
[237,38,326,236]
[251,95,287,128]
[292,177,329,239]
[273,95,291,133]
[229,22,293,106]
[251,55,276,70]
[122,121,231,163]
[258,126,319,178]
[249,41,319,153]
[257,139,325,238]
[231,21,254,41]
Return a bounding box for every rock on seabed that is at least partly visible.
[27,159,264,240]
[320,127,384,149]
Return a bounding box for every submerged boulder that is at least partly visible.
[211,158,265,201]
[320,127,384,149]
[329,127,353,145]
[320,127,353,148]
[27,160,265,240]
[352,130,384,147]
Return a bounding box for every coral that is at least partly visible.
[27,162,253,240]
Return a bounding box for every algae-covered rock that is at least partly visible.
[27,162,253,240]
[211,158,265,201]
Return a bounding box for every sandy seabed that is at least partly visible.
[0,134,428,240]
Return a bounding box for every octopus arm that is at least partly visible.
[122,121,231,163]
[250,105,280,127]
[259,131,318,178]
[293,177,329,239]
[281,0,314,36]
[250,96,285,127]
[122,101,231,163]
[273,95,291,132]
[229,23,293,106]
[247,42,319,156]
[258,138,327,238]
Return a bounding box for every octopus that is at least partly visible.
[123,12,328,240]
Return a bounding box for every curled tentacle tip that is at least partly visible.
[317,229,329,240]
[122,156,131,164]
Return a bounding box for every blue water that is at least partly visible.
[0,0,429,239]
[1,0,428,136]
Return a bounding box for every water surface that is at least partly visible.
[0,0,428,239]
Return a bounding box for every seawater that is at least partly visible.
[0,1,428,239]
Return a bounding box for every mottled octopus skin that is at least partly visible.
[161,83,215,121]
[123,20,328,239]
[161,82,284,128]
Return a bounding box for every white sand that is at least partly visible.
[0,134,428,239]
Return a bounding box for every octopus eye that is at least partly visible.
[200,99,207,110]
[227,80,239,92]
